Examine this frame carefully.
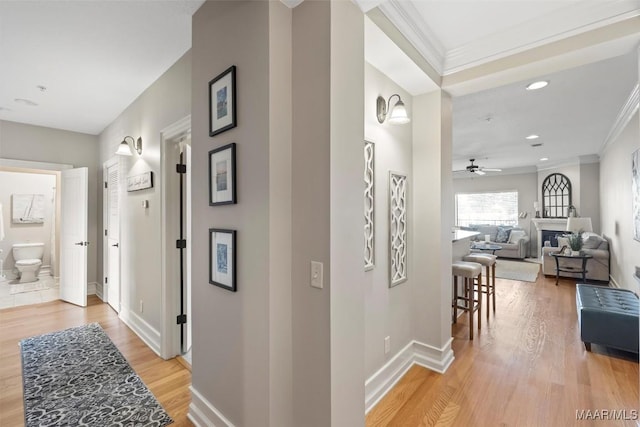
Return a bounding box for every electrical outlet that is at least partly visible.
[311,261,323,289]
[384,336,390,354]
[139,300,143,313]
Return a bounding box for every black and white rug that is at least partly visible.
[20,323,173,427]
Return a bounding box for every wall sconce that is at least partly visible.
[115,136,142,156]
[376,94,410,125]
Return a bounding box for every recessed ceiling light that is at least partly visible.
[14,98,38,106]
[540,157,549,161]
[526,80,549,90]
[525,134,539,140]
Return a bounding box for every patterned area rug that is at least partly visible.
[495,259,540,283]
[20,323,173,427]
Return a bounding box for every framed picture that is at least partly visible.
[209,143,237,205]
[209,228,237,292]
[389,171,407,287]
[127,171,153,192]
[209,65,237,137]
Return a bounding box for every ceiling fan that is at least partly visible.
[454,159,502,176]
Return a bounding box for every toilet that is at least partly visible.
[12,243,44,283]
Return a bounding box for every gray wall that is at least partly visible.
[192,2,273,425]
[98,50,191,333]
[0,120,99,283]
[600,111,640,292]
[364,63,414,378]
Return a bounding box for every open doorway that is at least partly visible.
[0,160,89,309]
[160,116,192,362]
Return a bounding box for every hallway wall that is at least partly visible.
[0,120,99,284]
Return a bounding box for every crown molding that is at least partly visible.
[379,0,640,76]
[378,0,446,75]
[600,83,640,154]
[444,2,640,74]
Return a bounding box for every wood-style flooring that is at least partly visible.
[367,273,640,427]
[0,296,193,426]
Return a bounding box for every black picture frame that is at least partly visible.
[209,143,237,206]
[209,65,237,137]
[209,228,237,292]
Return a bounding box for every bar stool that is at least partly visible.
[463,253,497,318]
[452,261,482,339]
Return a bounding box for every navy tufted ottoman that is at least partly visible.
[576,284,639,353]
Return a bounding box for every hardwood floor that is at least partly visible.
[0,296,193,426]
[367,274,640,427]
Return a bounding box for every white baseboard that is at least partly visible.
[188,386,235,427]
[95,282,104,301]
[365,339,455,414]
[119,308,162,357]
[87,282,97,295]
[609,276,620,288]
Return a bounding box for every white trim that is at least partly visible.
[379,0,640,75]
[364,339,454,414]
[119,307,162,357]
[0,158,73,171]
[378,0,445,75]
[95,282,104,301]
[188,386,236,427]
[600,83,640,154]
[610,276,621,288]
[160,115,191,360]
[87,282,97,295]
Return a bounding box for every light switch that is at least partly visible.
[311,261,323,289]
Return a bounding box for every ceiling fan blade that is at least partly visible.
[482,168,502,172]
[474,170,486,175]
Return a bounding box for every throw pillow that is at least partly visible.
[582,234,604,250]
[495,226,512,243]
[508,229,526,243]
[557,236,570,249]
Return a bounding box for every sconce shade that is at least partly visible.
[116,139,133,156]
[566,217,593,234]
[376,94,410,125]
[115,136,142,156]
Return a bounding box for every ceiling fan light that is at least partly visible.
[475,170,486,176]
[525,134,539,140]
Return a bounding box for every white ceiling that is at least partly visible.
[0,0,638,175]
[362,0,640,174]
[0,0,204,135]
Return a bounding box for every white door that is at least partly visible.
[106,162,121,312]
[184,144,192,355]
[60,167,88,307]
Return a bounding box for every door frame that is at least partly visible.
[102,157,121,308]
[160,115,191,359]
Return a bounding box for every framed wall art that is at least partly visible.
[209,228,237,292]
[209,65,237,137]
[389,171,407,287]
[364,140,375,271]
[126,171,153,192]
[209,143,237,205]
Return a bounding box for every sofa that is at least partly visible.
[542,232,610,282]
[464,224,530,259]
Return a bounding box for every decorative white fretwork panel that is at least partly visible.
[364,141,375,271]
[389,172,407,286]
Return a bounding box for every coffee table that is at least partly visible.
[550,252,593,285]
[470,243,502,255]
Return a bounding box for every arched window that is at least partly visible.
[542,173,572,218]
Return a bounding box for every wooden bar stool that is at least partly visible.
[452,261,482,339]
[463,253,497,318]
